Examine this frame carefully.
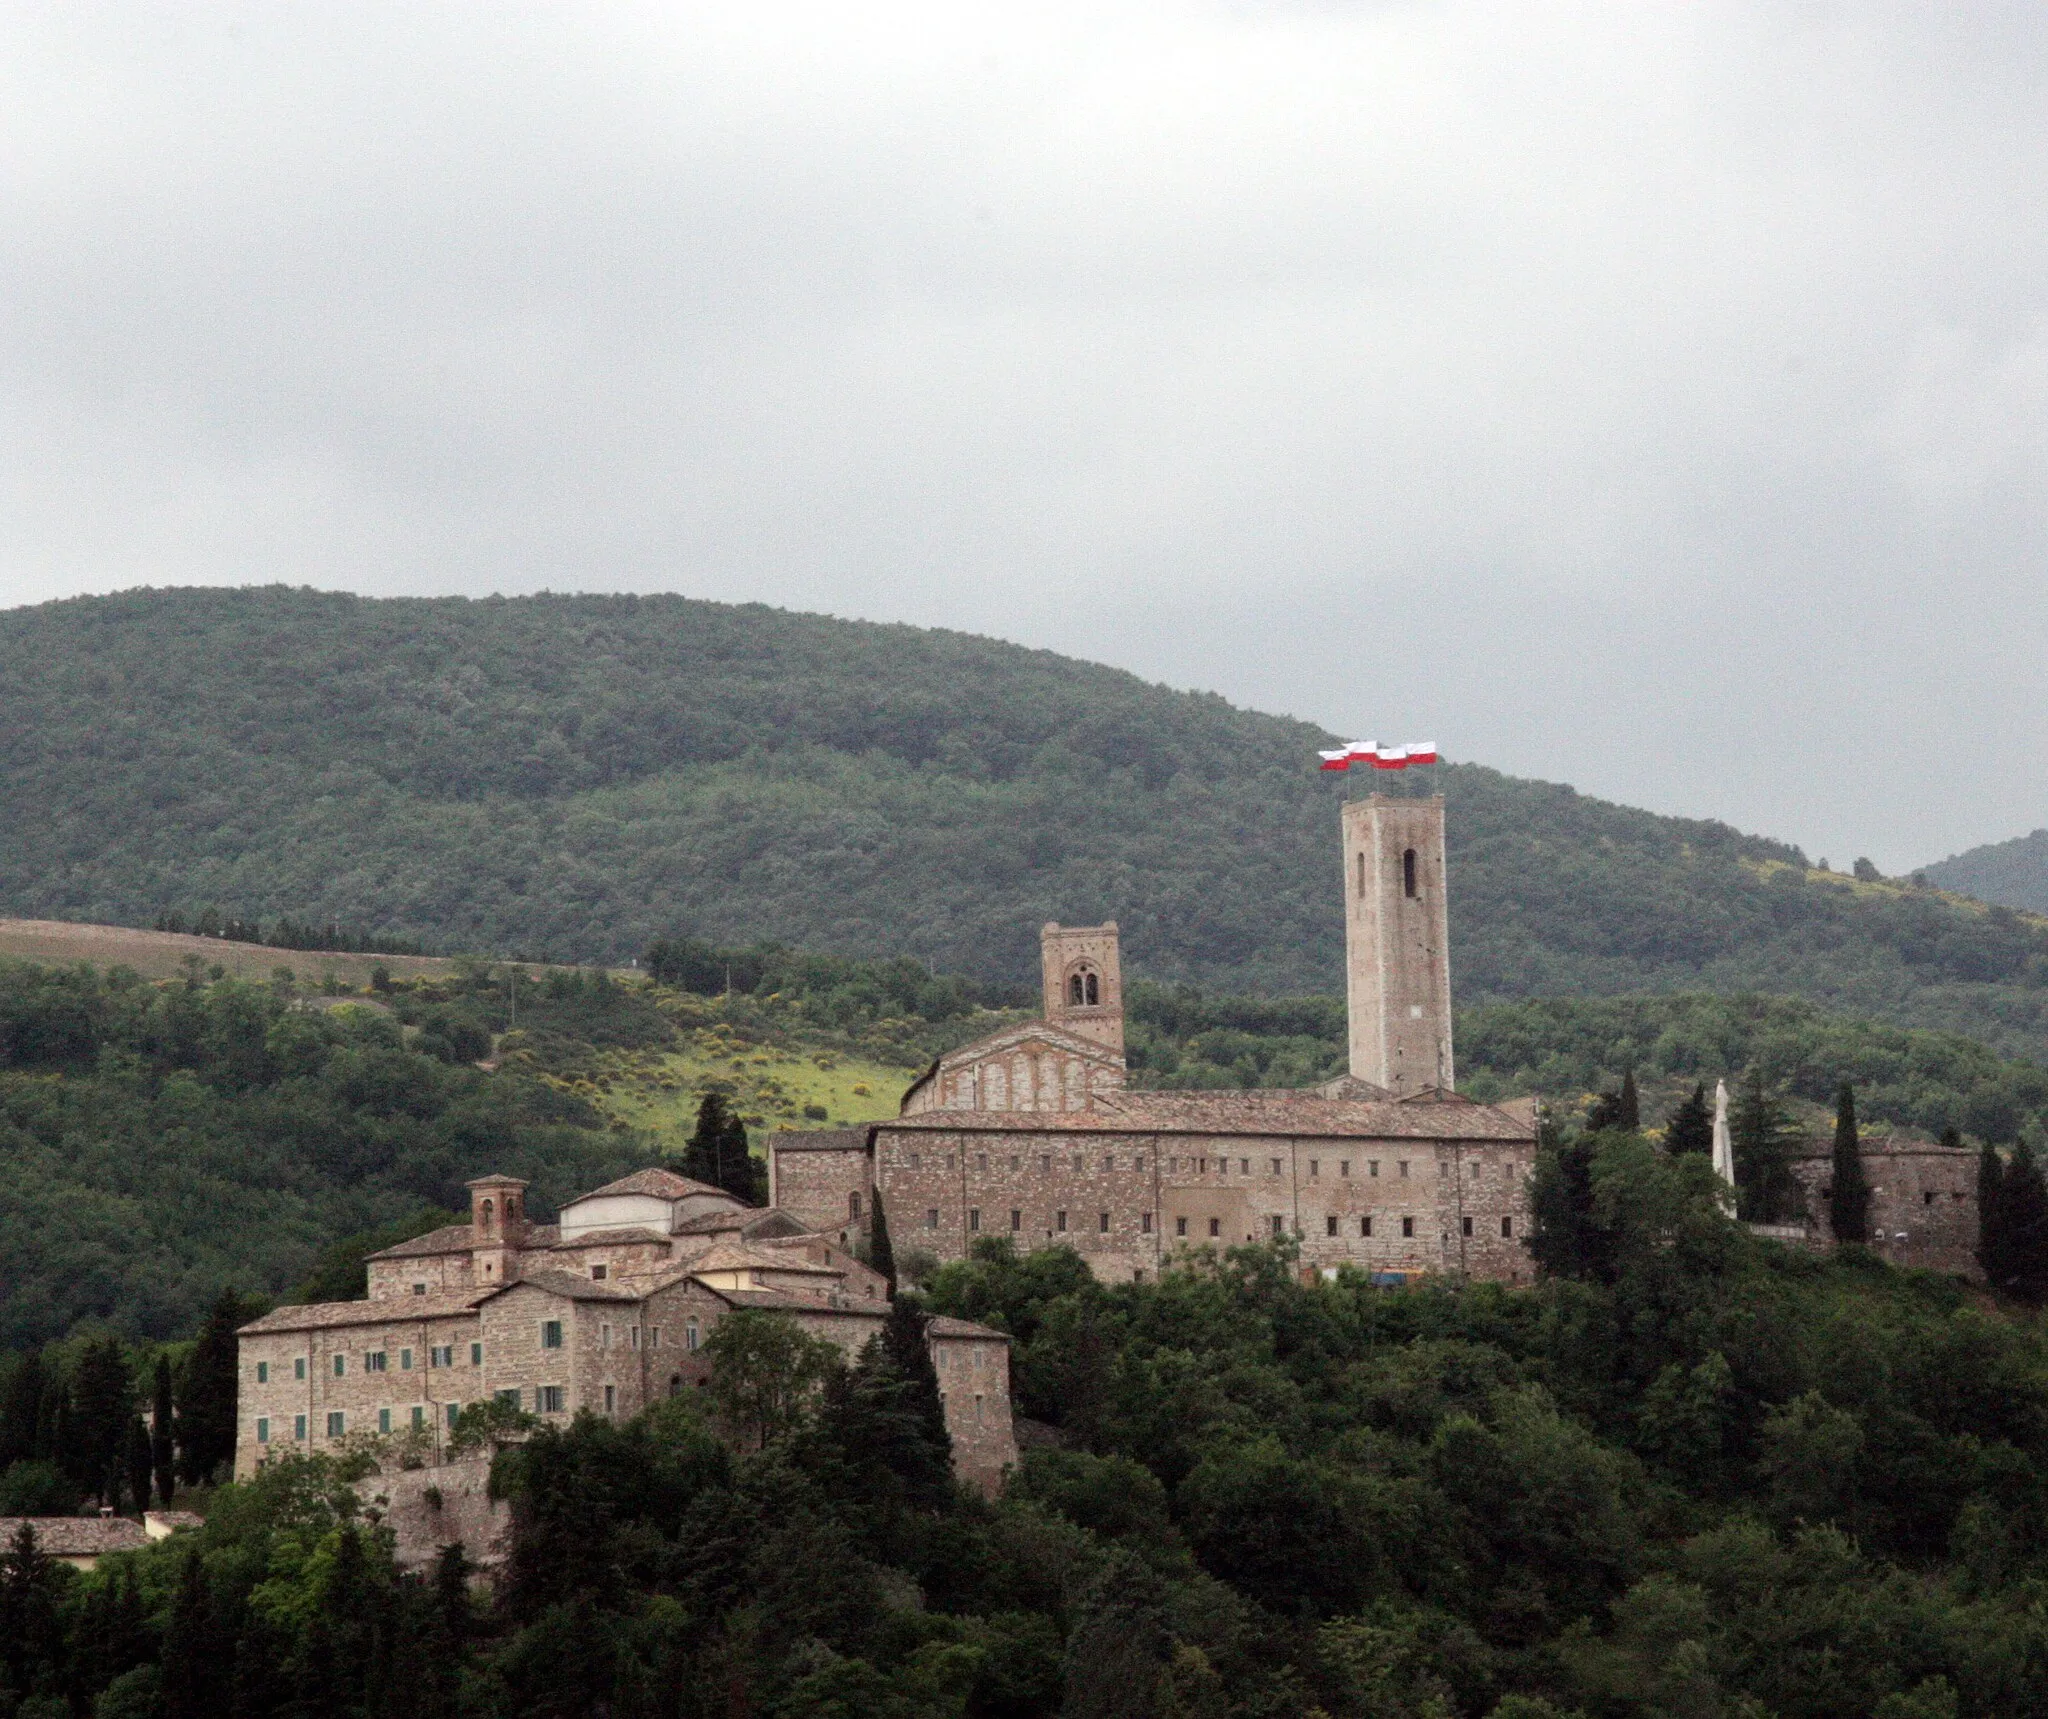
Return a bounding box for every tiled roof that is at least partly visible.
[576,1168,729,1201]
[880,1087,1535,1141]
[549,1227,671,1249]
[0,1517,150,1557]
[367,1224,561,1260]
[687,1243,843,1278]
[672,1208,803,1237]
[927,1315,1011,1343]
[143,1511,205,1538]
[496,1269,647,1303]
[709,1288,885,1319]
[240,1290,491,1334]
[761,1128,871,1153]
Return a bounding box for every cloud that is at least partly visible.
[2,1,2046,870]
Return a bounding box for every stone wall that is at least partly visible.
[357,1457,510,1579]
[930,1324,1018,1494]
[1787,1140,1980,1278]
[766,1133,872,1238]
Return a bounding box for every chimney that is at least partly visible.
[467,1174,531,1288]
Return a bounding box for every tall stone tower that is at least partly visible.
[1041,922,1125,1055]
[1342,796,1454,1095]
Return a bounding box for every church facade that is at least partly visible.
[771,795,1544,1286]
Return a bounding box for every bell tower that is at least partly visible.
[468,1173,530,1287]
[1041,922,1124,1056]
[1342,796,1454,1095]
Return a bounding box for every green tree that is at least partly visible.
[69,1337,132,1507]
[870,1185,897,1293]
[1977,1144,2006,1284]
[1997,1139,2048,1301]
[684,1092,759,1203]
[1731,1071,1801,1223]
[1061,1549,1173,1719]
[176,1289,245,1484]
[1829,1082,1870,1244]
[150,1356,176,1506]
[702,1310,840,1451]
[1663,1083,1712,1155]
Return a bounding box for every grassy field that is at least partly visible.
[0,917,475,986]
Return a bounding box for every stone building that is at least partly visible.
[771,794,1544,1286]
[1783,1134,1981,1277]
[236,1169,1018,1493]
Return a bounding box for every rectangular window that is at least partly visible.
[1041,1155,1051,1172]
[926,1208,940,1230]
[412,1282,427,1296]
[495,1388,522,1409]
[333,1354,346,1377]
[1310,1161,1320,1178]
[946,1154,955,1171]
[538,1386,567,1414]
[1243,1159,1252,1175]
[685,1323,700,1352]
[400,1349,413,1370]
[430,1345,451,1368]
[630,1325,640,1349]
[1010,1155,1021,1171]
[968,1208,981,1232]
[256,1361,269,1384]
[1103,1154,1115,1171]
[1326,1215,1338,1236]
[1369,1160,1380,1178]
[1208,1217,1221,1237]
[1010,1209,1022,1232]
[1402,1216,1415,1238]
[256,1417,270,1444]
[1340,1161,1351,1177]
[1072,1153,1084,1172]
[1199,1157,1208,1174]
[1461,1216,1474,1237]
[1270,1215,1285,1238]
[541,1321,563,1349]
[977,1153,988,1172]
[850,1191,863,1219]
[1398,1161,1410,1179]
[412,1405,425,1428]
[1501,1217,1513,1238]
[1099,1211,1110,1232]
[294,1414,307,1441]
[1056,1210,1068,1232]
[470,1343,483,1366]
[1361,1216,1373,1237]
[605,1385,616,1414]
[1176,1216,1188,1236]
[378,1408,392,1434]
[326,1411,346,1438]
[446,1402,460,1430]
[650,1328,660,1348]
[592,1264,608,1280]
[1440,1160,1449,1178]
[294,1357,307,1380]
[909,1153,920,1170]
[601,1324,611,1349]
[1141,1212,1153,1234]
[365,1352,387,1373]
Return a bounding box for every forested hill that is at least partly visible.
[9,585,2048,1057]
[1924,828,2048,916]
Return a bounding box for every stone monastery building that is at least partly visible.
[772,795,1545,1286]
[235,1167,1018,1490]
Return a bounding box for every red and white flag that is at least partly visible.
[1317,740,1437,771]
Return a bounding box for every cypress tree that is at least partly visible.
[0,1348,42,1469]
[161,1550,219,1719]
[1618,1068,1641,1132]
[1829,1082,1870,1244]
[151,1355,177,1506]
[1665,1084,1713,1155]
[684,1092,733,1189]
[880,1294,951,1500]
[870,1185,897,1293]
[70,1336,131,1505]
[1978,1144,2006,1286]
[1732,1071,1801,1224]
[718,1105,760,1205]
[124,1416,153,1515]
[177,1288,245,1485]
[2001,1140,2048,1302]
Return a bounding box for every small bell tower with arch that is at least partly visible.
[1040,921,1125,1056]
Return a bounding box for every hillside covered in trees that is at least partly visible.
[10,587,2048,1058]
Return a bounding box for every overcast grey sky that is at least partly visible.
[3,3,2045,873]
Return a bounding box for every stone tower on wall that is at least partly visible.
[1343,796,1454,1095]
[1041,922,1124,1055]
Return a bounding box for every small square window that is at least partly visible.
[433,1345,452,1368]
[1103,1154,1114,1171]
[326,1411,346,1438]
[256,1417,270,1444]
[592,1264,608,1280]
[399,1349,413,1370]
[412,1282,427,1296]
[541,1321,563,1350]
[1270,1215,1285,1238]
[256,1361,269,1384]
[495,1388,522,1409]
[294,1357,307,1380]
[538,1386,566,1414]
[365,1351,387,1373]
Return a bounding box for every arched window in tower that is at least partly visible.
[1067,964,1100,1006]
[481,1198,495,1232]
[1069,972,1085,1005]
[1085,971,1099,1005]
[1403,848,1418,898]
